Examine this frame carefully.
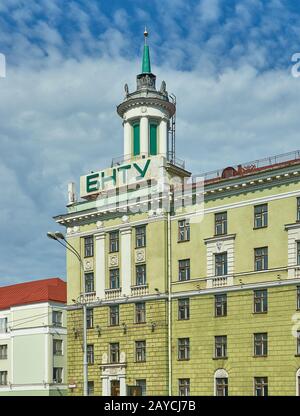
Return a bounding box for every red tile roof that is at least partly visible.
[0,278,66,310]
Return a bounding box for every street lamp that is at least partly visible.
[47,231,88,397]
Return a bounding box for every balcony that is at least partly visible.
[79,292,96,303]
[105,288,122,300]
[131,284,149,297]
[206,275,234,289]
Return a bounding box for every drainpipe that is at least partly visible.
[82,302,88,397]
[167,193,172,396]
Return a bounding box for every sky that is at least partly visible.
[0,0,300,285]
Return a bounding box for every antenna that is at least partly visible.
[168,93,176,163]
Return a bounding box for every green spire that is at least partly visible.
[142,28,151,73]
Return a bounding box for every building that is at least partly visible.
[0,278,67,396]
[54,32,300,396]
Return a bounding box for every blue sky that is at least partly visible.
[0,0,300,285]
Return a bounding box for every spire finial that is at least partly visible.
[142,28,151,73]
[144,27,148,44]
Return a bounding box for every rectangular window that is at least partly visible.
[149,123,158,155]
[297,242,300,266]
[109,231,119,253]
[215,294,227,317]
[297,286,300,310]
[216,378,228,396]
[87,344,94,365]
[52,311,62,327]
[110,305,119,326]
[297,331,300,355]
[85,272,95,293]
[136,226,146,248]
[0,371,7,386]
[53,367,63,384]
[88,381,94,396]
[215,212,227,236]
[254,247,268,271]
[110,268,120,289]
[178,338,190,360]
[254,377,268,396]
[0,345,7,360]
[53,339,63,356]
[136,264,146,286]
[110,343,120,364]
[0,317,8,333]
[254,289,268,313]
[215,336,227,358]
[178,298,190,320]
[178,220,190,242]
[86,308,94,329]
[136,379,146,396]
[178,379,190,396]
[297,197,300,221]
[254,204,268,228]
[133,123,140,156]
[135,340,146,362]
[178,259,190,281]
[215,253,228,276]
[254,333,268,356]
[135,303,146,324]
[84,236,94,257]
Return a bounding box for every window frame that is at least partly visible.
[135,302,146,324]
[109,231,119,253]
[87,344,94,365]
[84,236,94,258]
[86,308,94,329]
[52,311,62,327]
[109,343,120,364]
[135,340,146,362]
[215,212,227,236]
[135,225,146,248]
[215,377,228,396]
[53,339,63,356]
[178,220,190,242]
[215,335,227,359]
[178,378,190,396]
[110,305,120,326]
[178,259,190,282]
[253,289,268,313]
[254,377,268,396]
[215,252,228,276]
[254,247,268,271]
[109,268,120,289]
[84,272,95,293]
[254,332,268,357]
[178,338,190,361]
[178,298,190,320]
[136,264,146,286]
[215,294,227,317]
[0,344,7,360]
[53,367,63,384]
[254,204,268,229]
[0,370,7,386]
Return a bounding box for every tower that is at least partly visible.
[117,29,176,162]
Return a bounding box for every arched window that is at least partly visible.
[214,369,228,396]
[133,122,140,156]
[296,368,300,396]
[149,122,157,156]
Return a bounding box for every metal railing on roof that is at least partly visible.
[111,152,185,170]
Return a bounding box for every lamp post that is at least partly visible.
[47,231,88,397]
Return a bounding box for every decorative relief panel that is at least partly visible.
[135,248,146,263]
[83,258,94,272]
[108,253,119,268]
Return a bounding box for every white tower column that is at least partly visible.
[95,232,106,299]
[159,118,168,157]
[123,120,131,160]
[120,227,132,296]
[140,116,149,156]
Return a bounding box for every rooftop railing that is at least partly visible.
[111,152,185,170]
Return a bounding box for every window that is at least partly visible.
[215,212,227,235]
[178,379,190,396]
[136,226,146,248]
[52,311,62,327]
[85,272,95,293]
[297,197,300,221]
[110,305,119,326]
[254,333,268,356]
[178,298,190,320]
[254,247,268,271]
[133,122,140,156]
[110,343,120,364]
[215,378,228,396]
[53,340,63,356]
[297,287,300,310]
[178,338,190,360]
[136,264,146,286]
[254,289,268,313]
[53,367,63,384]
[110,268,120,289]
[297,331,300,356]
[87,344,94,364]
[178,220,190,242]
[0,371,7,386]
[149,123,158,156]
[297,242,300,265]
[88,381,94,396]
[135,303,146,323]
[86,308,94,329]
[254,204,268,228]
[215,294,227,317]
[109,231,119,253]
[215,336,227,358]
[0,345,7,360]
[178,259,190,281]
[136,379,146,396]
[254,377,268,396]
[84,236,94,257]
[0,317,8,333]
[215,253,228,276]
[135,341,146,362]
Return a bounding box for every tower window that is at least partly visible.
[149,123,158,155]
[133,123,140,156]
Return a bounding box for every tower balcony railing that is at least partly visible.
[111,152,185,170]
[105,287,122,300]
[131,284,149,297]
[79,291,96,304]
